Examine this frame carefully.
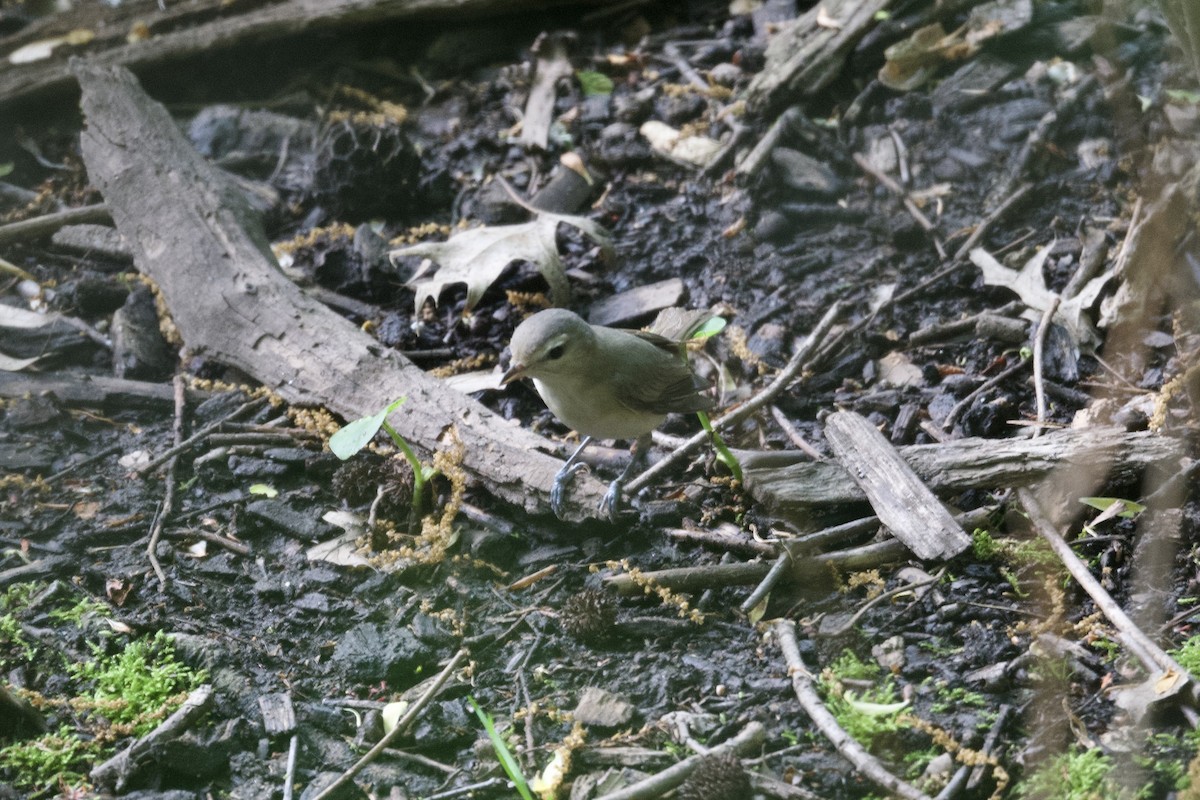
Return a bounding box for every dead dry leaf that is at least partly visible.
[390,212,610,313]
[970,244,1112,348]
[309,512,375,568]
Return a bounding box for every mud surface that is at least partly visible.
[2,0,1199,798]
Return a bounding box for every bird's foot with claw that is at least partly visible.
[598,478,624,521]
[550,462,587,518]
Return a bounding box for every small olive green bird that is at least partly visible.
[501,307,715,519]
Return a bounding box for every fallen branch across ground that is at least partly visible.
[72,59,608,520]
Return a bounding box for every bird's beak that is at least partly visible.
[500,362,526,386]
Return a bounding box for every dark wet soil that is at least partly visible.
[2,0,1200,798]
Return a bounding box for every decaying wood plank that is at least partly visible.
[744,0,891,113]
[745,426,1185,515]
[72,60,607,521]
[0,371,207,410]
[0,0,601,108]
[823,411,971,560]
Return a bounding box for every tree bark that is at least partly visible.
[0,0,599,107]
[72,59,607,521]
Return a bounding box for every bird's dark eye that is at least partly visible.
[547,344,566,360]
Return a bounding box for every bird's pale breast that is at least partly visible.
[532,375,665,439]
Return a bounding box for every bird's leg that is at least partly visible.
[551,436,593,518]
[599,433,651,521]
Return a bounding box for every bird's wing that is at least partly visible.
[615,333,714,415]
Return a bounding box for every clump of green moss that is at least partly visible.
[0,630,207,796]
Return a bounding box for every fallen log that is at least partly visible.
[823,411,971,560]
[744,426,1185,516]
[0,0,601,108]
[72,59,607,521]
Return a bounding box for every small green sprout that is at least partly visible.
[329,398,438,519]
[467,697,534,800]
[1016,747,1123,800]
[689,317,743,483]
[576,70,614,96]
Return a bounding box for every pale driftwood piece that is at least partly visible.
[0,0,603,107]
[603,538,909,596]
[72,61,607,520]
[0,203,109,246]
[745,427,1184,515]
[50,223,132,261]
[586,278,686,327]
[592,722,765,800]
[744,0,891,113]
[258,692,297,735]
[773,620,933,800]
[0,370,208,409]
[91,684,214,791]
[823,411,970,560]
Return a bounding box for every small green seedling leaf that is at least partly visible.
[576,70,614,96]
[746,593,769,625]
[329,398,406,460]
[248,484,277,498]
[690,316,727,340]
[0,163,12,177]
[1080,496,1146,521]
[843,691,909,716]
[468,697,534,800]
[1166,89,1200,104]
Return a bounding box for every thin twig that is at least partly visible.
[773,619,932,800]
[662,42,709,91]
[853,152,946,259]
[955,182,1034,263]
[821,568,947,637]
[282,734,298,800]
[941,357,1030,431]
[624,302,841,496]
[739,550,793,614]
[309,648,469,800]
[162,528,251,556]
[1017,488,1199,705]
[0,203,111,246]
[1092,353,1142,393]
[964,704,1013,792]
[736,107,801,179]
[44,443,123,485]
[769,405,825,460]
[592,721,766,800]
[1031,296,1061,438]
[1108,196,1143,278]
[135,395,268,476]
[809,182,1034,369]
[147,375,187,589]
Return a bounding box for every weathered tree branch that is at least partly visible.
[0,0,600,107]
[72,59,607,520]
